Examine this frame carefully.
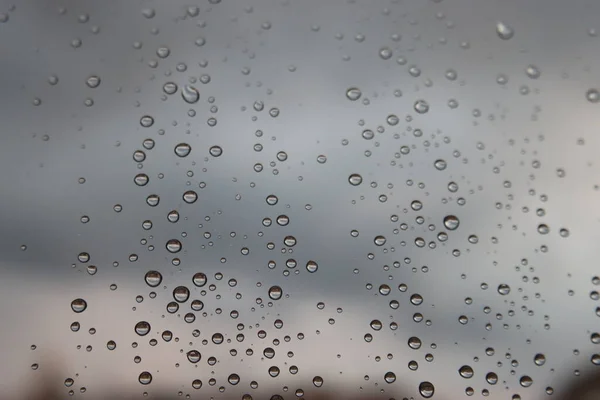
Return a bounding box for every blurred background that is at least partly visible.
[0,0,599,399]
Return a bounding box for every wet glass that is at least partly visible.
[0,0,599,399]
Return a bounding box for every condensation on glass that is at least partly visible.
[0,0,599,399]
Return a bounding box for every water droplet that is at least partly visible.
[434,159,447,171]
[173,286,190,303]
[174,143,191,157]
[443,215,459,230]
[384,371,396,383]
[106,340,116,350]
[537,224,550,234]
[459,365,474,379]
[85,75,101,88]
[379,47,393,60]
[140,115,154,127]
[496,21,514,40]
[419,381,435,398]
[534,353,546,366]
[183,190,198,204]
[181,85,199,104]
[306,260,318,273]
[414,99,430,114]
[166,239,182,253]
[138,371,152,385]
[519,376,533,387]
[362,129,375,140]
[228,373,240,385]
[346,87,362,101]
[587,89,600,103]
[193,272,207,287]
[209,145,223,157]
[187,350,201,363]
[349,173,363,186]
[71,298,87,313]
[134,173,149,186]
[312,376,324,387]
[156,46,170,58]
[486,372,498,385]
[374,235,387,246]
[134,321,151,336]
[525,65,541,79]
[408,336,422,349]
[497,284,511,295]
[268,366,280,377]
[144,271,162,287]
[268,285,283,300]
[78,252,90,263]
[163,82,178,95]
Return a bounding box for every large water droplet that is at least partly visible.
[268,285,283,300]
[187,350,201,363]
[346,87,362,101]
[496,21,514,40]
[174,143,191,157]
[138,371,152,385]
[497,284,511,295]
[419,381,435,398]
[348,173,363,186]
[166,239,182,253]
[586,89,600,103]
[459,365,474,379]
[71,298,87,313]
[181,85,199,104]
[384,371,396,383]
[173,286,190,303]
[209,145,223,157]
[134,321,151,336]
[414,99,430,114]
[443,215,459,230]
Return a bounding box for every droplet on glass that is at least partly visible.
[346,87,362,101]
[144,271,162,287]
[138,371,152,385]
[134,321,151,336]
[181,85,199,104]
[166,239,182,253]
[71,298,87,313]
[209,145,223,157]
[459,365,474,379]
[85,75,101,88]
[496,21,514,40]
[443,215,459,230]
[268,285,283,300]
[414,99,430,114]
[174,143,191,157]
[348,173,363,186]
[419,381,435,398]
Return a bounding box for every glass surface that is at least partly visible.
[0,0,599,399]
